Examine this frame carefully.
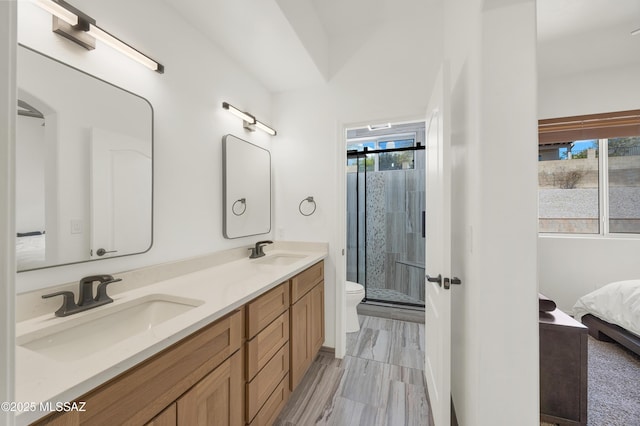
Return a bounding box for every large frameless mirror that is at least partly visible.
[16,44,153,272]
[222,134,271,239]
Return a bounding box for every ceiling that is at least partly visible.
[537,0,640,42]
[537,0,640,77]
[161,0,328,93]
[162,0,640,92]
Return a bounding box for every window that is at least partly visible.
[378,139,414,171]
[347,136,416,172]
[538,139,600,233]
[347,141,375,171]
[607,137,640,233]
[538,110,640,235]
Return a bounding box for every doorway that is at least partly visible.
[346,121,426,308]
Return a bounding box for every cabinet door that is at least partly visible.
[177,349,243,426]
[146,403,176,426]
[310,283,325,356]
[290,291,312,391]
[290,282,325,391]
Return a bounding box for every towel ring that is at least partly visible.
[299,196,316,216]
[232,198,246,216]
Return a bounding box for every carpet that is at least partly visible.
[587,336,640,425]
[542,336,640,426]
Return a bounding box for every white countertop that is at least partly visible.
[15,244,327,425]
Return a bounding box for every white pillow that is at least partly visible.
[573,279,640,337]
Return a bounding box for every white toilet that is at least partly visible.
[345,281,365,333]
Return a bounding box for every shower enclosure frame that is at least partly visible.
[347,143,426,308]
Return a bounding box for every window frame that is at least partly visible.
[346,132,417,173]
[538,110,640,239]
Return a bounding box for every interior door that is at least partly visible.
[424,66,452,426]
[90,127,152,259]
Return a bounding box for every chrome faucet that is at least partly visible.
[42,275,122,317]
[249,240,273,259]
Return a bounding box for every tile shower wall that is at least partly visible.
[347,152,425,304]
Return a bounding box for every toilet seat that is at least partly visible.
[346,281,364,293]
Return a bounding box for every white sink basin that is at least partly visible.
[253,253,306,266]
[17,294,203,361]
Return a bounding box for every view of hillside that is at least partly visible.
[539,138,640,233]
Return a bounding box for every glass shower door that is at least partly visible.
[346,138,426,308]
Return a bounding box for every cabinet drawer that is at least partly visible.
[290,261,323,303]
[246,282,289,339]
[246,342,290,422]
[56,309,243,426]
[248,374,290,426]
[246,310,289,380]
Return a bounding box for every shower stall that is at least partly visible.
[346,122,426,308]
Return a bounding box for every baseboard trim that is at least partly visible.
[319,346,335,356]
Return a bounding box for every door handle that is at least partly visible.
[445,277,462,290]
[426,274,442,287]
[95,248,118,257]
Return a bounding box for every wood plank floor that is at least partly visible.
[274,315,434,426]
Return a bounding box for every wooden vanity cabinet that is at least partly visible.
[31,261,325,426]
[146,404,176,426]
[32,309,243,426]
[176,349,244,425]
[290,261,325,391]
[244,282,291,425]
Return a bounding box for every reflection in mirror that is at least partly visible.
[16,45,153,272]
[222,134,271,238]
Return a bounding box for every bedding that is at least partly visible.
[573,279,640,337]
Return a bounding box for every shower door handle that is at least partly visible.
[426,274,442,287]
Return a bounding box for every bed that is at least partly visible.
[573,279,640,357]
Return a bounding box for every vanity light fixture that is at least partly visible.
[222,102,256,124]
[255,120,277,136]
[222,102,277,136]
[86,24,162,72]
[35,0,77,25]
[34,0,164,73]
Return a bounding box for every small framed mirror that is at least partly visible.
[222,134,271,238]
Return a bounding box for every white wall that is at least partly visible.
[447,1,539,424]
[272,0,443,352]
[539,62,640,119]
[16,0,275,292]
[0,2,16,424]
[538,57,640,313]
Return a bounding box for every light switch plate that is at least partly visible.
[71,219,83,234]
